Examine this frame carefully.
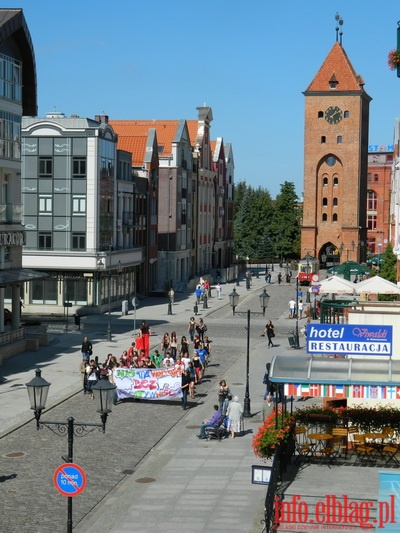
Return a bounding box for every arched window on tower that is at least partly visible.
[321,136,326,144]
[344,111,349,118]
[323,176,328,186]
[322,197,328,206]
[337,136,342,144]
[367,173,372,182]
[333,197,338,206]
[332,213,338,222]
[374,174,379,182]
[318,111,323,118]
[333,175,339,186]
[322,213,327,222]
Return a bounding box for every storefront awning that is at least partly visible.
[0,268,49,286]
[269,354,400,387]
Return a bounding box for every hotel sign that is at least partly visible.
[0,231,25,246]
[306,324,392,356]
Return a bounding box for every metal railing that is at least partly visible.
[264,433,295,533]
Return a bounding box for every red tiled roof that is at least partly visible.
[186,120,199,147]
[110,120,180,164]
[117,136,148,167]
[306,42,366,93]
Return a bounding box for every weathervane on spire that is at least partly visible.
[335,12,344,45]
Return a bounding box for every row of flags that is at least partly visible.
[283,383,399,399]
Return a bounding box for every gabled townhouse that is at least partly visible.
[21,112,141,316]
[111,118,193,292]
[0,9,48,336]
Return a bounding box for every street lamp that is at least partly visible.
[25,368,116,533]
[229,289,270,418]
[107,253,122,342]
[259,288,270,317]
[236,254,240,286]
[293,276,301,349]
[229,287,239,315]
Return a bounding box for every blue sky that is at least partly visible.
[6,0,400,198]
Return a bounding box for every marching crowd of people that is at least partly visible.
[78,313,245,438]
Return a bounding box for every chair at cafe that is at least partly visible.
[381,445,400,468]
[382,427,395,445]
[294,426,313,462]
[347,427,360,458]
[321,435,343,464]
[331,427,348,458]
[353,434,376,466]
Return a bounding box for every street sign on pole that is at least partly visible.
[54,463,86,497]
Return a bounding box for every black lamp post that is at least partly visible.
[107,255,122,342]
[236,255,240,286]
[229,289,270,418]
[26,368,116,533]
[229,287,239,315]
[259,288,270,317]
[293,276,300,349]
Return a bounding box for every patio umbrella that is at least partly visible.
[315,275,356,295]
[327,261,370,281]
[366,253,385,267]
[354,276,400,295]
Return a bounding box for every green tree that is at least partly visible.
[377,243,397,301]
[268,181,301,260]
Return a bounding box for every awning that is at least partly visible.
[0,268,49,286]
[269,354,400,387]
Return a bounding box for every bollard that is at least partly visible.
[203,294,208,309]
[168,301,173,315]
[194,302,199,315]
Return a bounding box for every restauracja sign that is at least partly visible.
[306,324,392,356]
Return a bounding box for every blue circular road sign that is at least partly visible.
[54,463,87,497]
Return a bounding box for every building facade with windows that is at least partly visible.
[0,9,48,333]
[366,148,392,255]
[21,112,142,316]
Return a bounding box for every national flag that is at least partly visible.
[353,385,364,399]
[301,384,309,396]
[309,384,321,397]
[396,387,400,399]
[380,387,386,399]
[369,386,379,399]
[335,385,344,398]
[387,387,396,400]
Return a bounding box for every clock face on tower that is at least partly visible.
[325,106,343,124]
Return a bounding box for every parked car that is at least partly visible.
[4,308,12,325]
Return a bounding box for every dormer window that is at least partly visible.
[329,73,338,90]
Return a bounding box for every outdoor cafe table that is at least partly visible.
[364,433,387,457]
[307,433,333,457]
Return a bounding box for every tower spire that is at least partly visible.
[335,12,344,45]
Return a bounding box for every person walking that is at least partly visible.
[263,320,275,348]
[181,369,190,410]
[262,363,276,401]
[81,336,92,359]
[277,273,282,285]
[226,396,243,438]
[216,283,222,299]
[139,320,151,357]
[289,299,296,319]
[218,379,231,417]
[298,299,303,320]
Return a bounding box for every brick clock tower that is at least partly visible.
[301,37,371,267]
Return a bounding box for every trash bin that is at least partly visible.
[74,314,81,330]
[122,300,128,316]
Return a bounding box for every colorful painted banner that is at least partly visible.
[284,383,400,400]
[114,367,182,400]
[306,324,393,356]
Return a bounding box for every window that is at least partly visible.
[367,215,377,230]
[326,156,336,167]
[374,174,379,182]
[65,278,88,305]
[38,233,52,249]
[332,213,338,222]
[322,213,327,221]
[321,136,326,144]
[72,196,86,213]
[73,158,86,177]
[333,197,338,206]
[72,233,86,250]
[39,195,52,214]
[322,197,328,206]
[39,157,53,176]
[318,111,323,118]
[333,176,339,186]
[367,190,377,210]
[323,177,328,186]
[344,111,349,118]
[31,278,57,304]
[337,136,342,144]
[367,173,372,182]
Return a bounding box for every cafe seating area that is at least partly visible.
[293,422,400,467]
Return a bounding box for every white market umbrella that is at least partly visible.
[314,275,356,295]
[354,276,400,295]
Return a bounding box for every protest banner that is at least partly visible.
[114,367,182,400]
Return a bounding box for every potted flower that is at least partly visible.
[387,49,400,70]
[252,410,294,460]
